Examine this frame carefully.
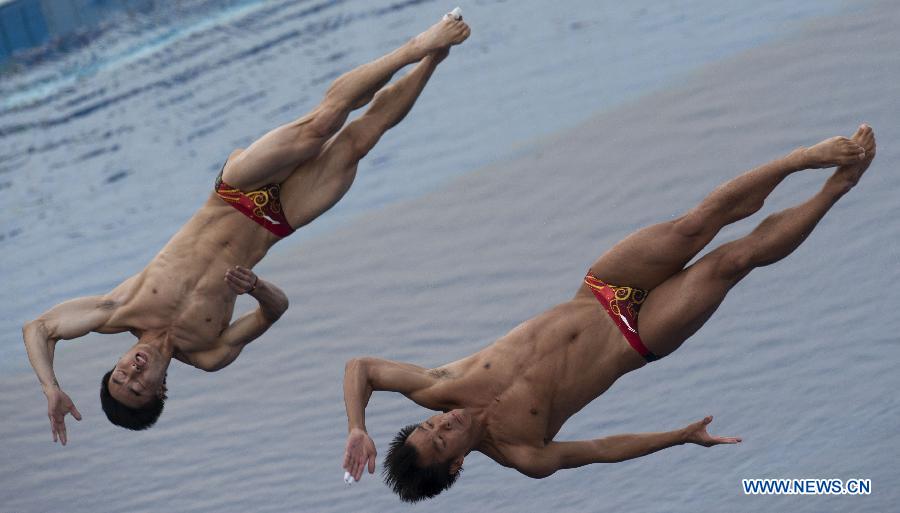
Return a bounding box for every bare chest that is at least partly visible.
[109,206,272,351]
[474,302,642,445]
[487,380,558,447]
[114,270,234,347]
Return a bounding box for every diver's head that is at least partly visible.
[100,343,170,430]
[383,410,477,502]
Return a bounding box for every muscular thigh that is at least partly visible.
[636,248,745,357]
[278,138,359,229]
[591,214,715,291]
[222,121,326,191]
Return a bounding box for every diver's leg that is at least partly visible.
[637,125,875,357]
[583,133,866,292]
[280,49,457,228]
[332,48,453,161]
[221,15,469,191]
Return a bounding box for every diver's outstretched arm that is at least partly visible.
[512,416,740,478]
[23,296,120,445]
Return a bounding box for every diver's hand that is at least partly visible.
[682,416,741,447]
[225,265,259,295]
[45,387,81,445]
[343,428,377,481]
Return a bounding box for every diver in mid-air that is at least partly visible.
[23,12,470,441]
[340,125,876,502]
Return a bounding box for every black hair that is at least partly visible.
[99,368,166,430]
[382,423,461,503]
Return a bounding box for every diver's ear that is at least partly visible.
[449,456,465,475]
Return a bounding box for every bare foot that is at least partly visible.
[802,135,866,169]
[412,16,470,55]
[829,124,876,191]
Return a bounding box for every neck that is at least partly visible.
[465,407,491,453]
[138,331,175,360]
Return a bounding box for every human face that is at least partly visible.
[405,409,473,465]
[107,344,167,408]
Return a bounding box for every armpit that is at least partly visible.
[97,299,118,310]
[427,367,451,379]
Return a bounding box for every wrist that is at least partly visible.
[676,427,689,445]
[789,146,810,170]
[248,276,261,295]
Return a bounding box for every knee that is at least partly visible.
[671,212,719,255]
[305,100,350,139]
[710,183,765,219]
[369,86,396,109]
[672,213,707,238]
[363,86,404,125]
[349,128,381,160]
[713,247,755,281]
[344,118,385,159]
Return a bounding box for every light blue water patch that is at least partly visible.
[0,0,848,369]
[1,0,268,105]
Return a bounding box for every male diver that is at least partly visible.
[340,126,876,502]
[23,13,470,442]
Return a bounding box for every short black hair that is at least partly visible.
[382,423,461,503]
[99,368,166,430]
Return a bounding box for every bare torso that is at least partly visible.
[426,292,647,465]
[104,192,277,361]
[99,124,363,363]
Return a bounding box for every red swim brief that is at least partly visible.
[215,168,295,238]
[584,272,658,362]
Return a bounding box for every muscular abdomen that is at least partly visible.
[110,195,275,350]
[489,300,644,439]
